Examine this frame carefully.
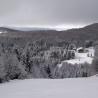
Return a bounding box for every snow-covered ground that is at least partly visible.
[0,47,96,98]
[0,77,98,98]
[62,57,93,65]
[58,47,95,67]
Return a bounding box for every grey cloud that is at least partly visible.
[0,0,98,26]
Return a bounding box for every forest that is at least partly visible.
[0,23,98,83]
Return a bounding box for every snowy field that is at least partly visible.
[62,57,93,65]
[58,47,95,67]
[0,77,98,98]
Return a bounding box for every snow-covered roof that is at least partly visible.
[77,47,84,51]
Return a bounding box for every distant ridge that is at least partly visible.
[3,26,53,31]
[0,23,98,41]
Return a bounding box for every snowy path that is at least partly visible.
[0,77,98,98]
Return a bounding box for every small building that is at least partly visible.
[77,47,85,53]
[76,47,95,58]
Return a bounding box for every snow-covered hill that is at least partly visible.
[0,77,98,98]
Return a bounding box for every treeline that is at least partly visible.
[0,36,97,83]
[0,38,71,82]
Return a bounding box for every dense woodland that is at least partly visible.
[0,23,98,83]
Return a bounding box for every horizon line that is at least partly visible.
[0,22,97,31]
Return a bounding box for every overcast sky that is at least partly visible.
[0,0,98,27]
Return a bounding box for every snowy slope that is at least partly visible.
[58,47,95,67]
[0,77,98,98]
[63,57,93,65]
